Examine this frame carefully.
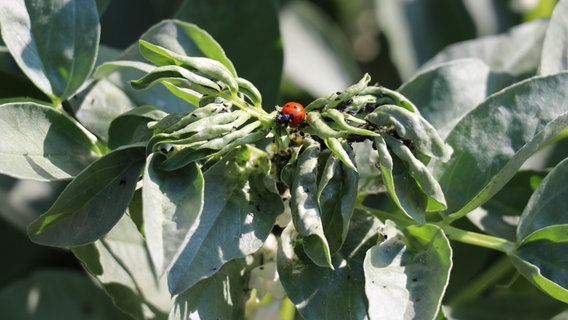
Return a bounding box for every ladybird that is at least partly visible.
[276,102,305,128]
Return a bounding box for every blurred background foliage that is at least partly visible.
[0,0,559,318]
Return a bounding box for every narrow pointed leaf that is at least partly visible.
[0,0,100,101]
[290,140,333,268]
[0,101,99,181]
[28,146,145,247]
[374,136,427,223]
[364,222,452,320]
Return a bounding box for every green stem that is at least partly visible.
[441,224,515,254]
[447,255,515,306]
[221,92,273,126]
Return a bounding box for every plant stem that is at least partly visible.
[446,255,515,306]
[440,224,515,254]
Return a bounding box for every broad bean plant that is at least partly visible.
[0,0,567,319]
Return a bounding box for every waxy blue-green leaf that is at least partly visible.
[399,58,514,139]
[278,209,381,320]
[290,139,333,268]
[374,136,427,223]
[72,215,172,320]
[0,101,99,181]
[540,0,568,75]
[510,225,568,303]
[434,72,568,218]
[108,105,167,149]
[143,153,204,275]
[167,145,282,295]
[73,19,231,140]
[364,221,452,320]
[422,19,548,77]
[384,136,446,211]
[366,105,452,162]
[317,151,358,254]
[0,0,100,103]
[169,259,247,320]
[517,158,568,240]
[28,145,145,247]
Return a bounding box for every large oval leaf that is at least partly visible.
[169,259,247,319]
[143,153,204,275]
[540,0,568,75]
[364,221,452,320]
[0,0,100,102]
[399,58,514,139]
[510,225,568,303]
[167,145,283,295]
[0,101,99,181]
[434,72,568,218]
[278,209,381,320]
[72,215,172,319]
[421,19,547,77]
[28,145,145,247]
[517,158,568,240]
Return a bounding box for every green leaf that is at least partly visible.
[176,1,282,107]
[138,40,238,94]
[384,136,447,211]
[74,19,229,139]
[108,105,167,149]
[374,136,428,223]
[364,221,452,320]
[72,215,171,320]
[434,72,568,218]
[278,209,381,320]
[517,156,568,241]
[468,170,545,241]
[142,153,204,275]
[0,101,99,181]
[510,225,568,303]
[399,58,514,138]
[0,0,100,102]
[170,259,247,319]
[353,140,382,195]
[167,145,282,295]
[540,0,568,75]
[422,19,548,77]
[366,105,452,162]
[290,139,333,268]
[317,151,358,254]
[0,270,128,319]
[27,145,145,247]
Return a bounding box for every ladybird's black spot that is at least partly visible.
[383,234,388,240]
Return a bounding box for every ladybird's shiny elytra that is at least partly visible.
[276,102,305,127]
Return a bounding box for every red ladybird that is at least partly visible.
[276,102,305,128]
